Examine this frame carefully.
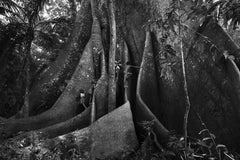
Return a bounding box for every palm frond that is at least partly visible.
[0,0,24,22]
[0,0,22,13]
[34,0,49,14]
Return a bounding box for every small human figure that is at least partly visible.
[79,89,87,109]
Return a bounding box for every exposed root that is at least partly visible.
[93,52,108,120]
[0,40,94,139]
[6,101,137,160]
[89,9,108,121]
[4,107,91,147]
[134,31,170,144]
[225,55,240,117]
[35,107,91,139]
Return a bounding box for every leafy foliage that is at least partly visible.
[188,0,240,29]
[0,0,22,19]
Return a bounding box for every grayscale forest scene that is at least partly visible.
[1,0,240,159]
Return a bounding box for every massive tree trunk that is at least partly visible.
[2,0,240,155]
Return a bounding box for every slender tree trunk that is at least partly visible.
[22,27,34,118]
[178,0,191,157]
[108,0,117,112]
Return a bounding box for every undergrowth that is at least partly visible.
[124,120,240,160]
[0,120,240,160]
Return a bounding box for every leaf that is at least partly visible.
[192,153,204,158]
[207,0,225,15]
[163,150,176,156]
[202,137,212,141]
[196,141,209,148]
[209,133,216,139]
[216,144,227,152]
[0,0,23,13]
[198,129,208,135]
[208,157,217,160]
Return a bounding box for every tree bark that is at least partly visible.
[134,31,170,144]
[108,0,117,112]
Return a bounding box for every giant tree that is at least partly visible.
[1,0,240,158]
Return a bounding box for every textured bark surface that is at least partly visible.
[108,0,117,112]
[134,31,170,144]
[91,17,102,80]
[116,0,147,67]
